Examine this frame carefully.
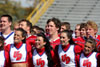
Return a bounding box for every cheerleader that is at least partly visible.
[79,37,100,67]
[32,33,59,67]
[5,28,32,67]
[55,30,83,67]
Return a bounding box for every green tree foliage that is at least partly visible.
[0,1,33,21]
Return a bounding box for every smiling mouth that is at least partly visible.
[35,43,40,45]
[84,49,89,52]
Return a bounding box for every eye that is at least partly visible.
[60,36,65,39]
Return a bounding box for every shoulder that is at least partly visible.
[26,35,37,40]
[74,45,83,54]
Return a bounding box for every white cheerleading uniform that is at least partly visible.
[0,31,14,45]
[58,45,76,67]
[0,50,5,67]
[32,49,48,67]
[79,52,97,67]
[10,43,27,63]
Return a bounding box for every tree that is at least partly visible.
[0,1,34,22]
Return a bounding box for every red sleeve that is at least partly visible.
[4,44,11,52]
[74,45,83,54]
[75,54,80,67]
[74,45,82,67]
[5,50,11,67]
[27,51,33,67]
[26,44,33,67]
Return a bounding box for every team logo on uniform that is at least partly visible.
[61,54,70,64]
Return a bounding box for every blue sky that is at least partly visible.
[13,0,34,7]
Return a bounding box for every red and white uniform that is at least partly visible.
[33,49,48,67]
[55,44,82,67]
[79,52,100,67]
[0,50,10,67]
[5,41,32,67]
[10,43,27,63]
[49,37,60,49]
[79,52,97,67]
[32,48,58,67]
[0,31,14,46]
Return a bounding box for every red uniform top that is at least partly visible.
[49,37,60,50]
[55,44,83,67]
[5,41,32,67]
[26,35,37,47]
[32,47,59,67]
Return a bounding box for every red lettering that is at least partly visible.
[83,60,91,67]
[61,54,70,64]
[36,58,45,67]
[13,51,22,60]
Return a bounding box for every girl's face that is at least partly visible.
[80,28,86,37]
[45,24,49,34]
[60,32,70,46]
[75,25,80,38]
[84,42,93,54]
[35,36,46,49]
[14,30,24,43]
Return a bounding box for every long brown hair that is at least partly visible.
[0,36,5,50]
